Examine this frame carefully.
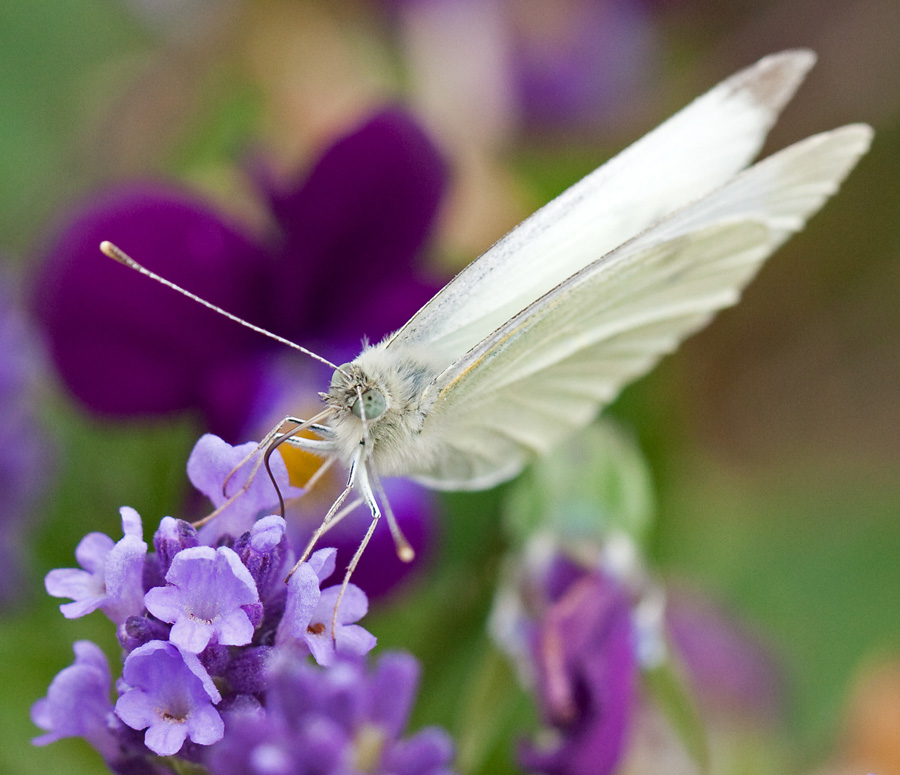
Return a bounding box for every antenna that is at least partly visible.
[100,241,347,375]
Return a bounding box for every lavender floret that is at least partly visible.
[45,506,147,624]
[144,545,260,653]
[116,640,224,756]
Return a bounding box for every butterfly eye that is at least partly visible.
[352,389,387,420]
[331,363,354,388]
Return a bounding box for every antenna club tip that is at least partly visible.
[397,544,416,563]
[100,241,132,267]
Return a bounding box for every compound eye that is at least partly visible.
[351,389,387,420]
[330,363,354,389]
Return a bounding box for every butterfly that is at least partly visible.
[103,49,871,580]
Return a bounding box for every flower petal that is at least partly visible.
[34,183,268,435]
[266,108,446,343]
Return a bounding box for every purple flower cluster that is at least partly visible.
[33,434,456,775]
[207,651,455,775]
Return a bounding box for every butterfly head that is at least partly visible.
[326,362,389,423]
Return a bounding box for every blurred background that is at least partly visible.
[2,1,899,773]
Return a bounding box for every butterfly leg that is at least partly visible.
[329,457,383,638]
[365,462,415,562]
[283,444,364,581]
[221,410,335,497]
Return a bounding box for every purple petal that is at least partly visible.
[520,572,636,775]
[33,183,269,437]
[216,608,256,646]
[181,648,223,703]
[142,718,191,758]
[168,614,216,654]
[304,624,338,667]
[274,562,322,647]
[319,584,369,626]
[335,624,377,660]
[384,727,457,775]
[116,640,224,755]
[307,547,337,584]
[31,641,118,760]
[265,108,447,343]
[187,434,298,544]
[368,651,420,736]
[73,533,115,574]
[45,568,105,619]
[666,585,786,721]
[101,507,148,624]
[145,546,258,653]
[249,515,287,552]
[143,585,185,623]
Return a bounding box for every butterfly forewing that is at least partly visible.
[386,50,817,368]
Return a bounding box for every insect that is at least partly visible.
[103,49,871,594]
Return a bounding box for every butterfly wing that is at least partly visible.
[406,124,872,490]
[386,50,817,368]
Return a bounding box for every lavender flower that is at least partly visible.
[33,433,404,767]
[186,433,301,544]
[205,650,457,775]
[116,640,225,756]
[276,546,377,666]
[44,505,147,625]
[144,545,261,653]
[31,641,119,759]
[507,553,638,775]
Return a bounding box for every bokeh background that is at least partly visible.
[2,1,899,773]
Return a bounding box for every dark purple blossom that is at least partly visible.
[116,640,224,756]
[45,505,148,624]
[34,109,446,441]
[144,545,260,653]
[205,650,457,775]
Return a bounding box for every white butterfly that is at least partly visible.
[104,49,871,576]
